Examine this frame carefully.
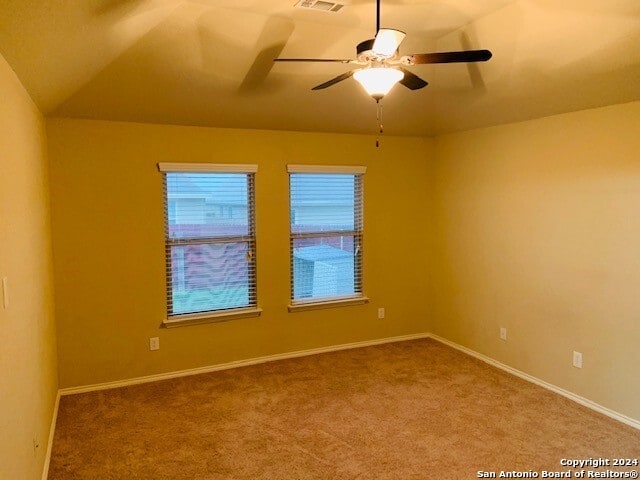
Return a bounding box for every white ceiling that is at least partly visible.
[1,0,639,136]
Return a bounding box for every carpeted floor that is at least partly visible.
[49,339,640,479]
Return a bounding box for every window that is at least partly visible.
[158,163,259,325]
[288,165,366,308]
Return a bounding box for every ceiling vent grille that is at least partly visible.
[295,0,346,13]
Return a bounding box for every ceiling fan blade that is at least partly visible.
[311,70,356,90]
[398,68,428,90]
[274,58,353,63]
[402,49,492,65]
[372,28,406,57]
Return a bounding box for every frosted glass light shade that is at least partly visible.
[353,68,404,100]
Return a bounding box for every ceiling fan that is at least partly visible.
[274,0,493,101]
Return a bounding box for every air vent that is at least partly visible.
[295,0,346,13]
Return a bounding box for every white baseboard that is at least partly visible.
[57,331,639,433]
[42,330,639,480]
[429,334,640,430]
[41,391,60,480]
[59,332,431,396]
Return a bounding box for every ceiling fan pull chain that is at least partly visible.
[376,100,383,147]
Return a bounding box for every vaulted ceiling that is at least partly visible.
[1,0,639,136]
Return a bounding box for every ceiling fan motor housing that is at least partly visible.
[357,39,376,55]
[356,38,399,62]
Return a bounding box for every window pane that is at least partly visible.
[169,242,253,315]
[290,174,355,233]
[167,173,249,239]
[292,237,356,300]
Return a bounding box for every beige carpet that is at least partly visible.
[49,339,640,479]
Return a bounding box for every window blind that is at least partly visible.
[160,164,257,318]
[288,166,365,304]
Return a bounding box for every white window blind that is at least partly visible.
[159,163,257,318]
[288,165,365,304]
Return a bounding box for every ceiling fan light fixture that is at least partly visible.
[354,67,404,100]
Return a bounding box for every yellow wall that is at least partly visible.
[44,101,640,423]
[47,119,433,388]
[431,101,640,421]
[0,54,58,479]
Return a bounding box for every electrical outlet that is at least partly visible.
[573,351,583,368]
[500,327,507,341]
[377,307,385,319]
[149,337,160,351]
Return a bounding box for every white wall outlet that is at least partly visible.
[149,337,160,351]
[500,327,507,341]
[2,277,8,309]
[573,351,583,368]
[377,307,385,319]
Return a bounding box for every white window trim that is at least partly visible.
[287,296,369,313]
[159,163,258,173]
[163,307,263,328]
[287,164,367,174]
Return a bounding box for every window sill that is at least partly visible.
[162,307,262,328]
[288,296,369,313]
